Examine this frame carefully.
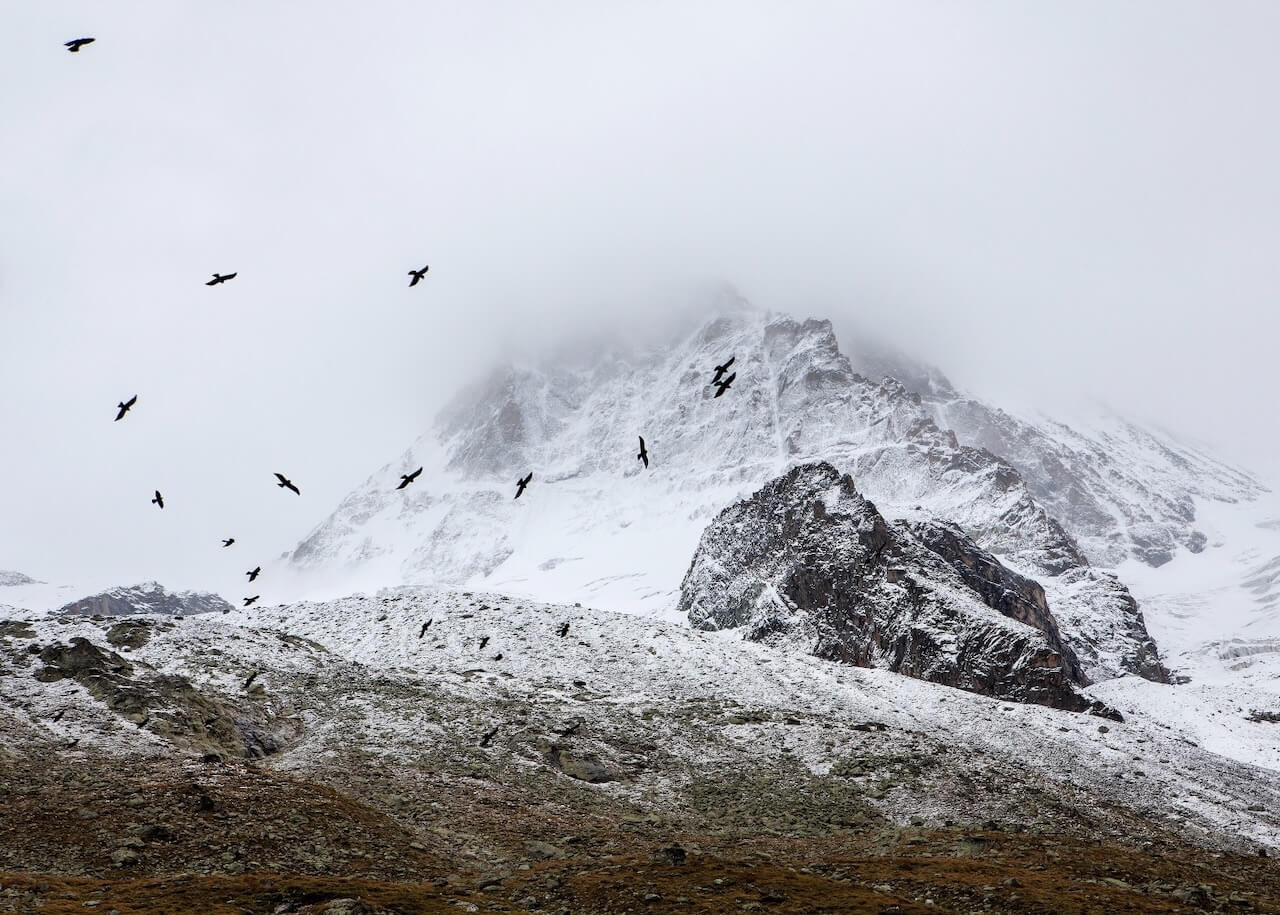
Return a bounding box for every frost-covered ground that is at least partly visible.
[6,587,1278,859]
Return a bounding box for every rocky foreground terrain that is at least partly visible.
[3,592,1280,913]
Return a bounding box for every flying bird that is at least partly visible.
[243,671,258,690]
[397,467,423,490]
[246,566,261,582]
[51,708,67,722]
[206,272,236,286]
[713,372,736,398]
[222,538,235,548]
[557,719,582,737]
[637,436,649,469]
[65,38,95,52]
[712,355,735,384]
[479,636,490,650]
[151,490,164,509]
[557,622,570,638]
[514,472,533,500]
[243,595,259,607]
[418,619,433,639]
[408,266,429,287]
[479,725,499,748]
[114,395,137,422]
[274,473,300,495]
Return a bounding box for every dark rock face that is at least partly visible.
[678,463,1102,712]
[35,637,298,757]
[901,519,1086,684]
[58,582,232,618]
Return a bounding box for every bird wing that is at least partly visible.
[724,372,736,385]
[205,277,218,285]
[225,273,236,280]
[124,395,136,408]
[274,472,288,484]
[410,467,422,480]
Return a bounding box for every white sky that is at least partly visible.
[3,2,1279,596]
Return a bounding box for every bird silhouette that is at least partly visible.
[637,436,649,469]
[418,619,432,638]
[557,622,570,638]
[408,266,429,287]
[114,395,137,422]
[65,38,95,52]
[206,272,236,286]
[222,538,235,548]
[515,472,533,499]
[479,636,490,650]
[556,719,582,737]
[243,671,258,690]
[713,372,736,398]
[246,566,261,582]
[51,708,67,722]
[397,467,423,490]
[243,595,259,607]
[151,490,164,509]
[479,725,499,748]
[712,355,735,384]
[274,473,300,495]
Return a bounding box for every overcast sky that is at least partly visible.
[4,2,1279,597]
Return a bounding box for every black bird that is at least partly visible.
[246,566,261,582]
[637,436,649,469]
[479,636,490,650]
[397,467,423,490]
[51,708,67,722]
[408,266,429,287]
[493,652,503,661]
[151,490,164,509]
[713,372,736,398]
[243,595,259,607]
[418,619,432,639]
[479,725,499,748]
[274,472,300,495]
[712,355,735,384]
[114,395,137,422]
[514,472,533,500]
[206,272,237,286]
[222,538,235,548]
[243,671,258,690]
[556,719,582,737]
[557,622,570,638]
[65,38,95,52]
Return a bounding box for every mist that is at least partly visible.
[3,1,1279,596]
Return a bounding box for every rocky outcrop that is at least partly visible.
[678,463,1109,712]
[58,582,232,618]
[34,636,298,757]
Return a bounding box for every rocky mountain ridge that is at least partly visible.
[57,581,233,618]
[678,462,1144,710]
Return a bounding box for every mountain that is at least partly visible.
[57,581,233,618]
[285,299,1260,683]
[678,462,1118,711]
[0,570,40,588]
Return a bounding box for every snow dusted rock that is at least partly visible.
[0,570,40,588]
[678,462,1101,711]
[58,581,232,618]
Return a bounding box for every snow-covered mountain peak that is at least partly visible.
[286,298,1263,647]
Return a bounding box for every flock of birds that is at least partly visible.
[73,33,740,613]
